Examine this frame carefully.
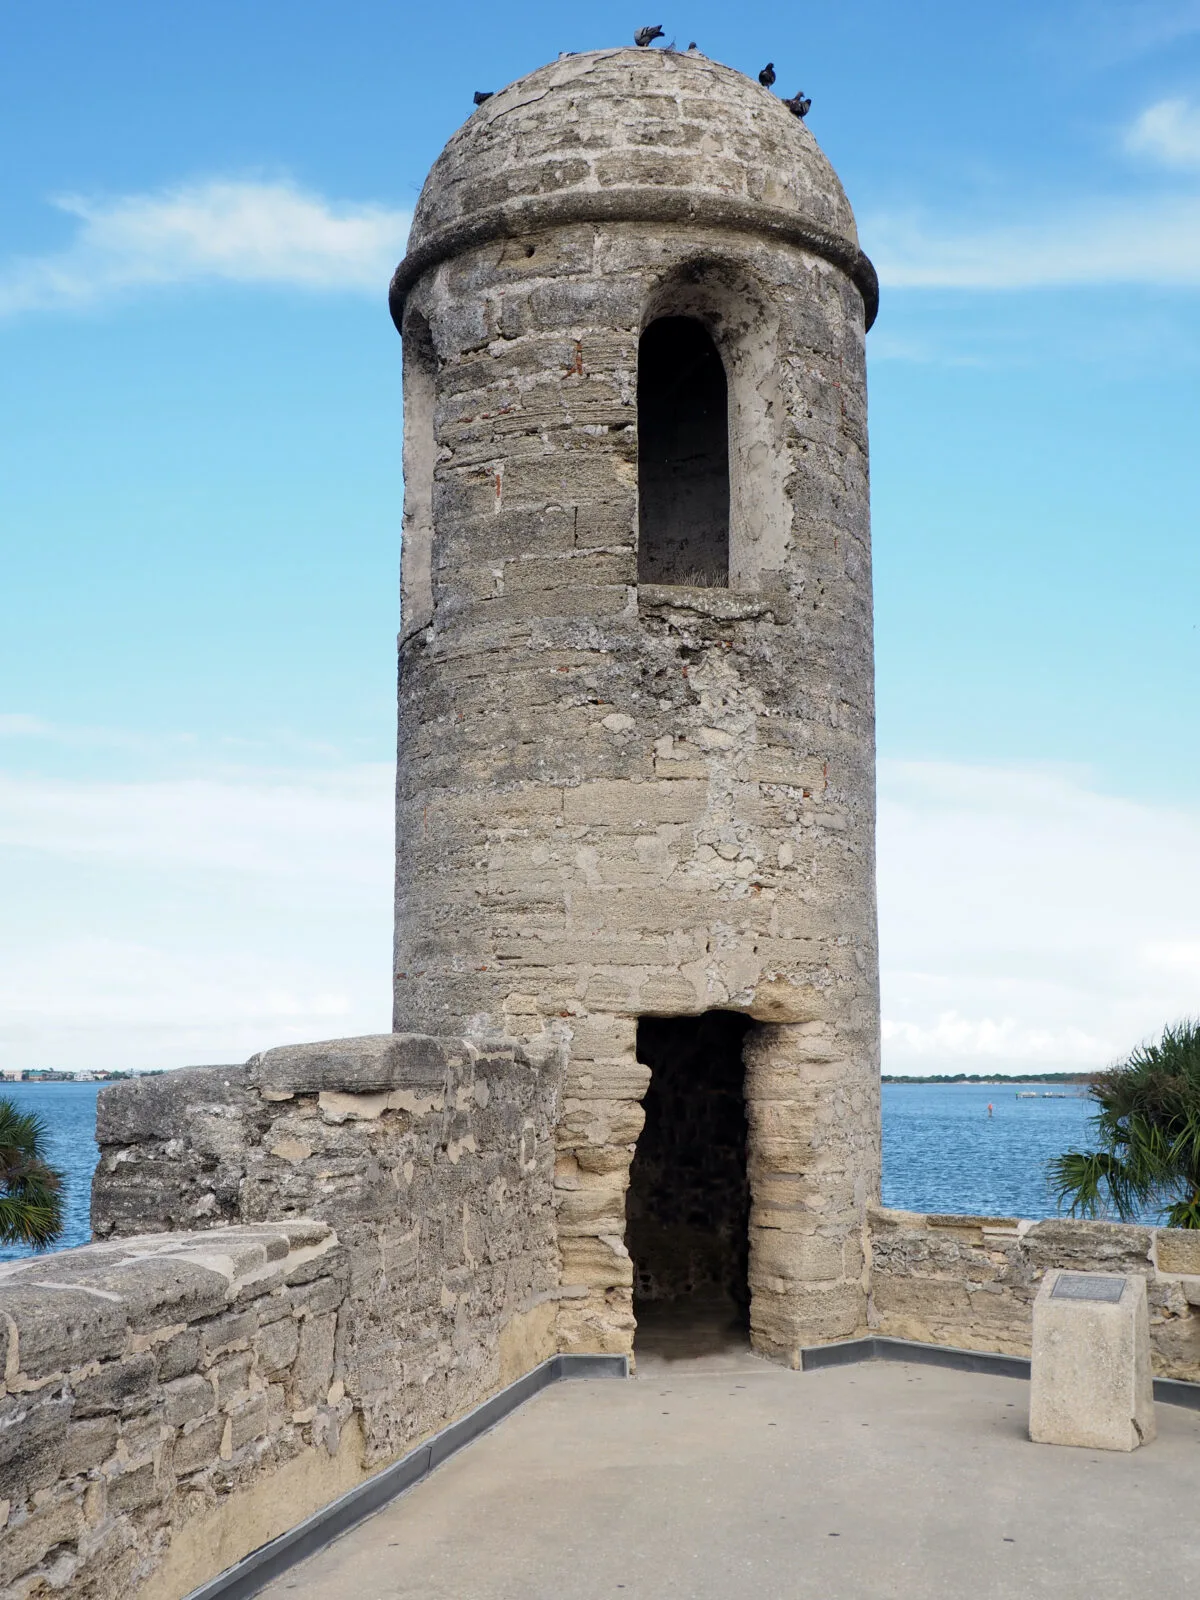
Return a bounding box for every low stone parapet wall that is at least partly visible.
[0,1033,560,1600]
[868,1206,1200,1382]
[0,1221,352,1600]
[91,1034,561,1465]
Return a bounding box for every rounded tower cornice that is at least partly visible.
[389,48,878,331]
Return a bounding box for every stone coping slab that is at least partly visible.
[245,1034,526,1095]
[0,1222,337,1379]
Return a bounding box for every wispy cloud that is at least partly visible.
[868,193,1200,290]
[0,179,411,317]
[4,753,1198,1076]
[879,762,1200,1074]
[0,714,52,738]
[0,766,392,879]
[1128,97,1200,169]
[0,762,394,1070]
[869,93,1200,293]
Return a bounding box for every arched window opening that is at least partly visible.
[637,316,729,586]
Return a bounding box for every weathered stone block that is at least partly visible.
[211,1351,253,1409]
[0,1395,70,1500]
[228,1394,271,1451]
[77,1256,231,1333]
[751,1230,844,1284]
[1025,1218,1152,1272]
[200,1309,257,1359]
[154,1326,201,1383]
[106,1459,161,1513]
[172,1415,225,1477]
[247,1035,458,1096]
[290,1314,337,1408]
[64,1415,119,1474]
[558,1236,632,1290]
[562,779,708,827]
[1156,1229,1200,1276]
[255,1314,300,1375]
[286,1275,344,1320]
[0,1284,127,1378]
[160,1374,215,1429]
[72,1353,157,1418]
[0,1496,83,1588]
[1030,1270,1155,1452]
[95,1064,249,1147]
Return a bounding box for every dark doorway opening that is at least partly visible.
[628,1011,753,1359]
[637,316,730,586]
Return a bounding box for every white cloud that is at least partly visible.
[1127,97,1200,168]
[0,937,373,1070]
[0,180,411,316]
[0,764,394,1070]
[879,761,1200,1074]
[869,98,1200,293]
[0,767,392,879]
[868,193,1200,290]
[6,753,1199,1079]
[0,714,51,738]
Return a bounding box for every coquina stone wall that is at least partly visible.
[0,1034,559,1599]
[868,1206,1200,1382]
[390,46,881,1366]
[0,1222,350,1600]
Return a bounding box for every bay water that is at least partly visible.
[0,1081,101,1263]
[0,1077,1104,1264]
[881,1080,1094,1218]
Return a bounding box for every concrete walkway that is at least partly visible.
[262,1350,1200,1600]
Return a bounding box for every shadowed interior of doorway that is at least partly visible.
[628,1011,755,1360]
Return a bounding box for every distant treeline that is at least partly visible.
[882,1072,1094,1085]
[3,1069,165,1083]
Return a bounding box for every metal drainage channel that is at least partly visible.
[184,1353,627,1600]
[800,1334,1200,1412]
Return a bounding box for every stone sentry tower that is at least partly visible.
[388,48,880,1366]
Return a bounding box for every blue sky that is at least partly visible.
[2,1,1199,1072]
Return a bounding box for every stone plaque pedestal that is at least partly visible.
[1029,1269,1155,1451]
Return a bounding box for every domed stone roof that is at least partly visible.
[391,48,877,328]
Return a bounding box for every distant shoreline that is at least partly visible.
[883,1072,1092,1085]
[0,1075,142,1085]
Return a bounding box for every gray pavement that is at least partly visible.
[262,1348,1200,1600]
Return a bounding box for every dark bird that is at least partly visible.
[687,41,698,51]
[634,25,665,47]
[758,62,776,89]
[473,90,494,105]
[783,92,812,119]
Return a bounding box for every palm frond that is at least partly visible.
[0,1100,50,1161]
[1052,1020,1200,1228]
[0,1095,65,1249]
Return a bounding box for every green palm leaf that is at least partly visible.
[1051,1020,1200,1229]
[0,1096,64,1249]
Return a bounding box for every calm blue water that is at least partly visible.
[0,1078,1108,1262]
[0,1082,101,1262]
[882,1081,1096,1219]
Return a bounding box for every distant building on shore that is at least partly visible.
[0,1068,143,1083]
